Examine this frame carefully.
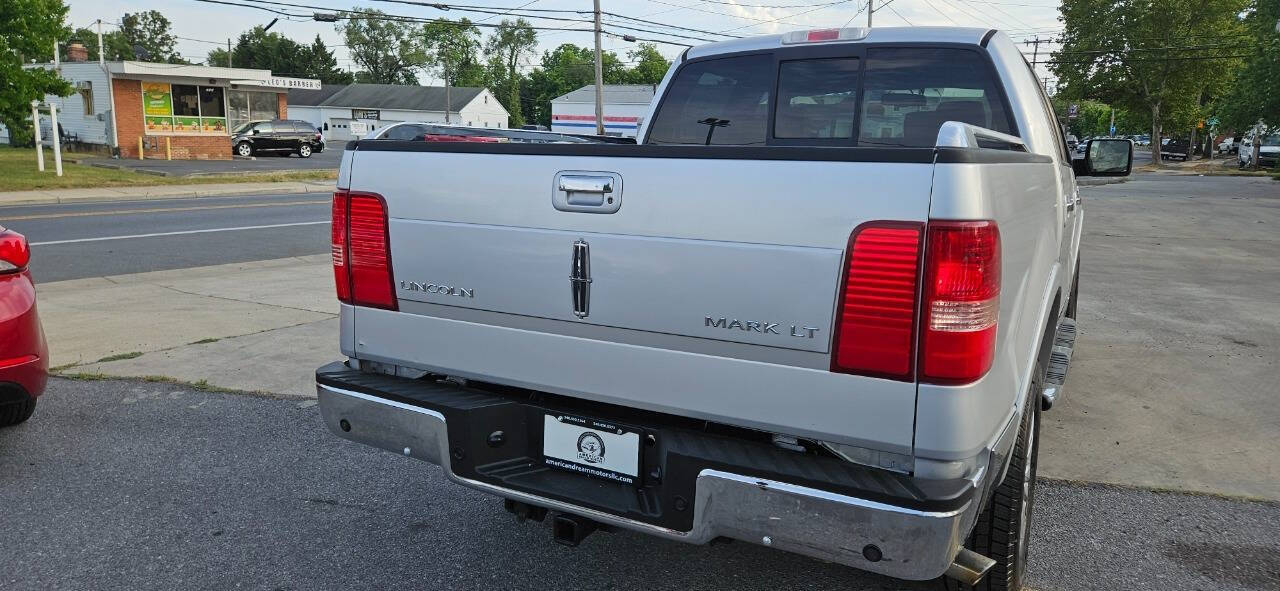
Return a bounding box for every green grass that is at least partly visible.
[58,372,112,381]
[0,146,336,192]
[96,351,143,363]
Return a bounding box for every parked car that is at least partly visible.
[230,119,324,158]
[317,27,1131,591]
[1065,134,1079,151]
[0,227,48,428]
[372,122,592,144]
[1217,137,1235,154]
[1239,132,1279,169]
[1161,138,1190,161]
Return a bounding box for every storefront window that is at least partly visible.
[228,91,250,130]
[172,85,199,116]
[250,92,278,121]
[146,84,279,136]
[200,87,226,117]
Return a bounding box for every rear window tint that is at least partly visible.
[646,54,772,146]
[858,48,1013,147]
[775,58,859,139]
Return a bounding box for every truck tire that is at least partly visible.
[966,371,1042,590]
[0,397,36,427]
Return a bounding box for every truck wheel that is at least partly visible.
[0,397,36,427]
[966,373,1042,590]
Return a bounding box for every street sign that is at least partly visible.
[1068,103,1079,119]
[349,121,368,137]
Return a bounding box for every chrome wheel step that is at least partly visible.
[1041,317,1076,410]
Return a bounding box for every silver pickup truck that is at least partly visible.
[316,26,1131,590]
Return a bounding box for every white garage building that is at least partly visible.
[550,84,656,138]
[288,83,509,142]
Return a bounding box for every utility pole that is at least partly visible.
[867,0,873,27]
[96,19,105,66]
[227,39,232,67]
[593,0,605,135]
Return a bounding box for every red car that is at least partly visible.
[0,226,47,427]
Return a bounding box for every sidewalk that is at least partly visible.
[40,255,336,397]
[0,180,336,207]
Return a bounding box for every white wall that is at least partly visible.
[551,101,649,137]
[1,62,112,146]
[458,89,509,128]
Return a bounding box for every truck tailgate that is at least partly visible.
[344,144,935,451]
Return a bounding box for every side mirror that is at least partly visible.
[252,128,260,135]
[1074,138,1133,176]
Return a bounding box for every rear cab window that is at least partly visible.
[645,45,1016,148]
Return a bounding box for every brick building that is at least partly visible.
[3,43,317,160]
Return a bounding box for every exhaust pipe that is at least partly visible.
[944,548,996,586]
[551,513,598,547]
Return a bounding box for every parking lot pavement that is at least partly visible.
[81,146,340,176]
[2,377,1277,591]
[1039,173,1280,500]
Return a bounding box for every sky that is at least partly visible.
[66,0,1067,86]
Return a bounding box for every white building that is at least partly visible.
[550,84,657,138]
[288,83,509,142]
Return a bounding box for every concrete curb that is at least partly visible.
[1077,176,1129,187]
[0,180,336,207]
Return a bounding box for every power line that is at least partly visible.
[236,0,719,42]
[193,0,697,45]
[883,1,912,25]
[716,0,857,33]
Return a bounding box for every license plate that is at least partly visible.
[542,414,641,485]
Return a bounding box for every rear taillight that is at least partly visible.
[331,193,350,303]
[831,223,924,380]
[920,221,1000,383]
[0,230,31,274]
[331,190,396,310]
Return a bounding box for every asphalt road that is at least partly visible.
[0,193,330,282]
[2,378,1277,591]
[86,146,342,176]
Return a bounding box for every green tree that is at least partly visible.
[421,18,484,87]
[120,10,184,63]
[338,8,424,84]
[622,43,670,85]
[1,0,72,146]
[524,44,626,126]
[63,26,131,61]
[207,46,230,68]
[1052,0,1247,164]
[226,27,302,73]
[303,35,353,85]
[1217,1,1280,137]
[484,18,537,128]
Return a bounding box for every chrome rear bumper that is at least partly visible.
[319,382,985,580]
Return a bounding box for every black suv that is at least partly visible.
[231,119,324,158]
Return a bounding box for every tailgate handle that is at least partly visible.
[559,175,613,194]
[553,171,623,213]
